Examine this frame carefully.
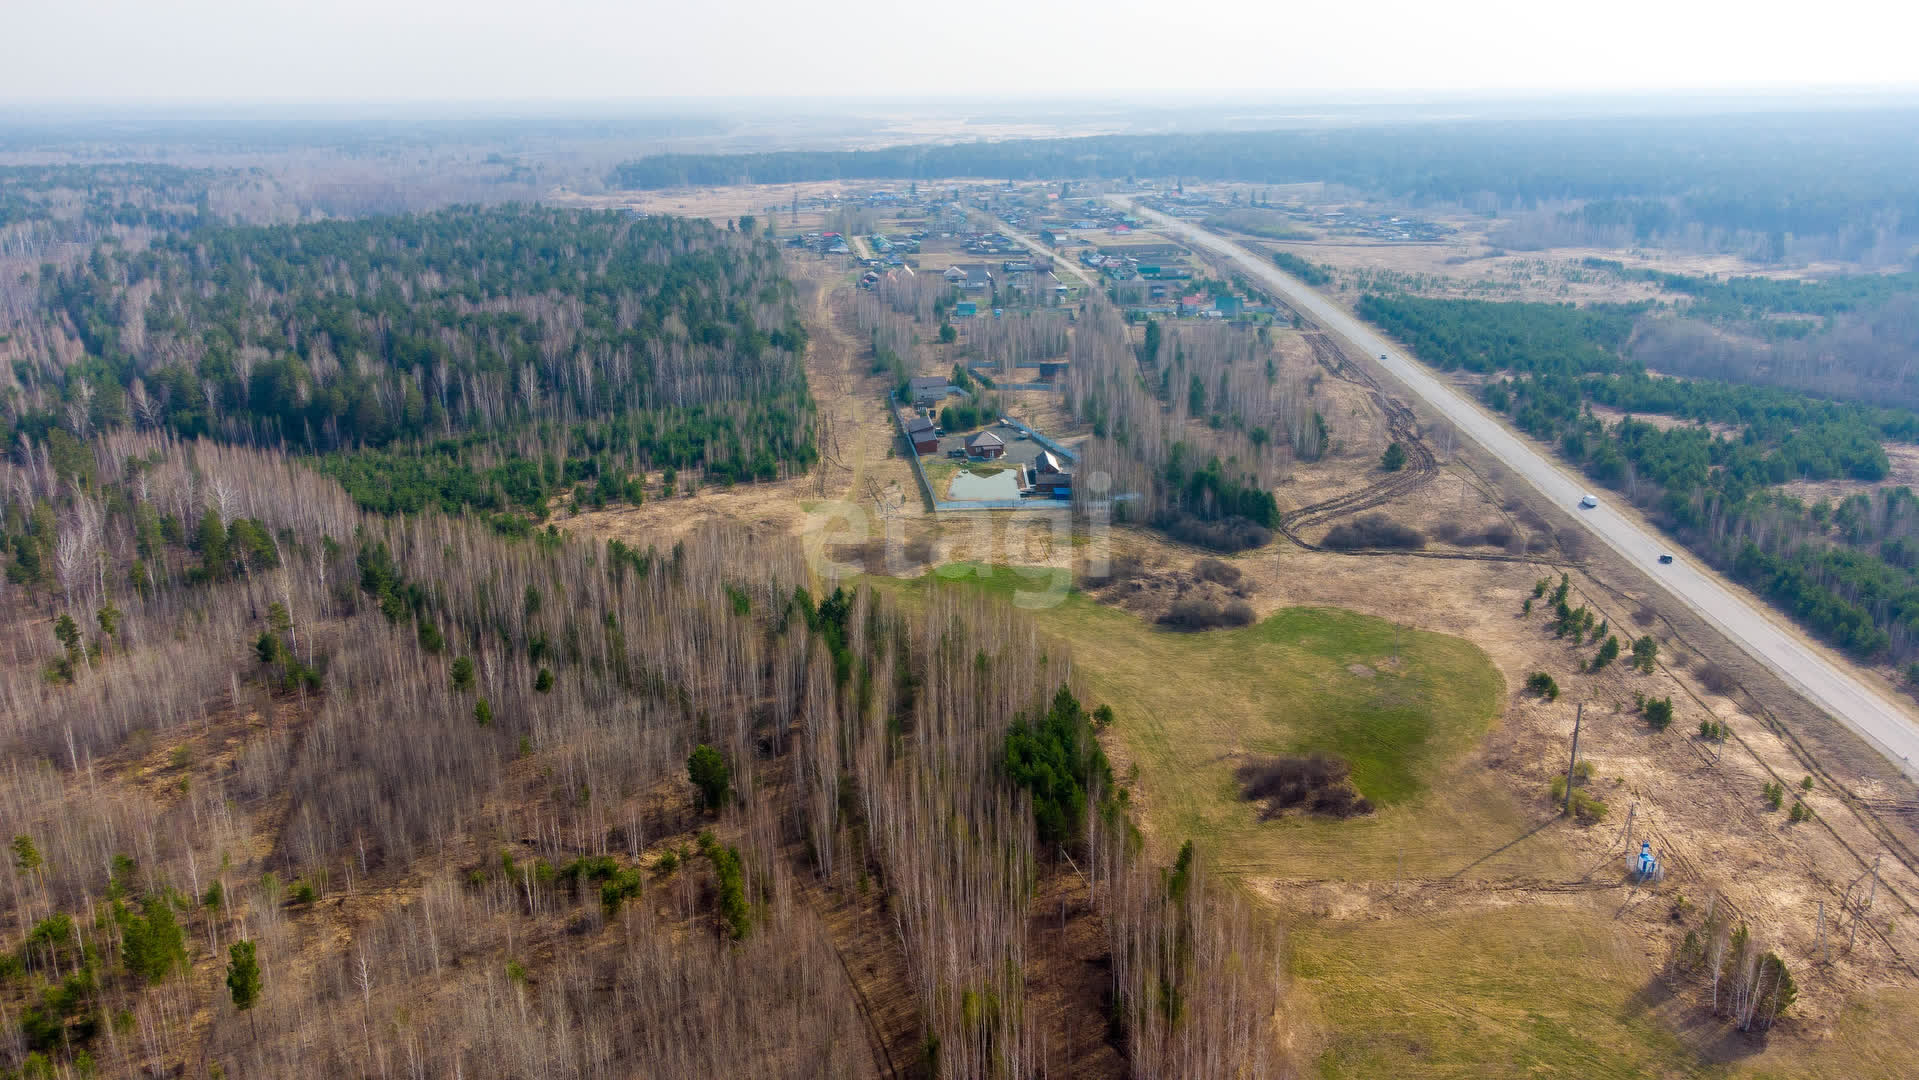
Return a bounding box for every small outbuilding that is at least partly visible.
[904,416,939,455]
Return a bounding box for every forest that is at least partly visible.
[0,164,221,232]
[6,206,817,520]
[1064,309,1297,551]
[1371,292,1919,661]
[0,432,1285,1078]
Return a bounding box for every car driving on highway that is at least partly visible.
[1579,493,1598,508]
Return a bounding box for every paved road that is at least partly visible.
[1123,199,1919,778]
[985,214,1097,289]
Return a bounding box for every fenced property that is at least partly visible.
[890,391,1075,513]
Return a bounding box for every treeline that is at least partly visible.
[1065,307,1303,551]
[1357,294,1641,376]
[8,205,816,516]
[608,110,1919,243]
[1581,257,1919,324]
[1370,292,1919,661]
[1271,251,1331,286]
[0,433,1286,1078]
[0,163,218,231]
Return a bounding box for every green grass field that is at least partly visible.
[898,563,1534,880]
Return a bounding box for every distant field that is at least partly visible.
[1204,207,1316,240]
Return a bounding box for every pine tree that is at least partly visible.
[227,939,262,1038]
[688,744,731,811]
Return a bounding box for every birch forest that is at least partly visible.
[0,172,1290,1076]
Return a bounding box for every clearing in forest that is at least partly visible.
[881,564,1522,881]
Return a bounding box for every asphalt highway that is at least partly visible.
[1126,199,1919,778]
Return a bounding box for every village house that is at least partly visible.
[909,375,950,407]
[943,263,994,291]
[965,429,1006,460]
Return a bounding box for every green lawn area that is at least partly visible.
[889,564,1537,881]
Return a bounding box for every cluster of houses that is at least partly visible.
[866,233,922,256]
[941,261,1069,304]
[956,231,1024,256]
[1079,244,1193,283]
[788,231,852,255]
[1120,291,1273,320]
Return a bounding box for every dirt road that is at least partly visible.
[1119,198,1919,780]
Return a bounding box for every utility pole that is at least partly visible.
[1817,900,1827,964]
[1868,853,1882,911]
[1564,702,1585,817]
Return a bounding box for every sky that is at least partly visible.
[4,0,1917,105]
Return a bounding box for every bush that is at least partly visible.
[1788,799,1813,823]
[1762,781,1785,811]
[1548,774,1609,822]
[1381,442,1408,472]
[599,868,644,918]
[1154,512,1273,552]
[1236,754,1373,818]
[1644,696,1674,730]
[1695,661,1738,695]
[1322,513,1426,551]
[1526,671,1560,700]
[1432,519,1515,548]
[1081,552,1147,588]
[1591,634,1621,671]
[1192,557,1242,587]
[1699,718,1729,741]
[1158,598,1257,631]
[1631,635,1658,673]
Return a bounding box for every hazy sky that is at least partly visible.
[5,0,1917,104]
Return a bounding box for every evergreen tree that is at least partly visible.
[688,744,731,811]
[227,939,262,1021]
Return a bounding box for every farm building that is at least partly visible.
[1029,469,1072,496]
